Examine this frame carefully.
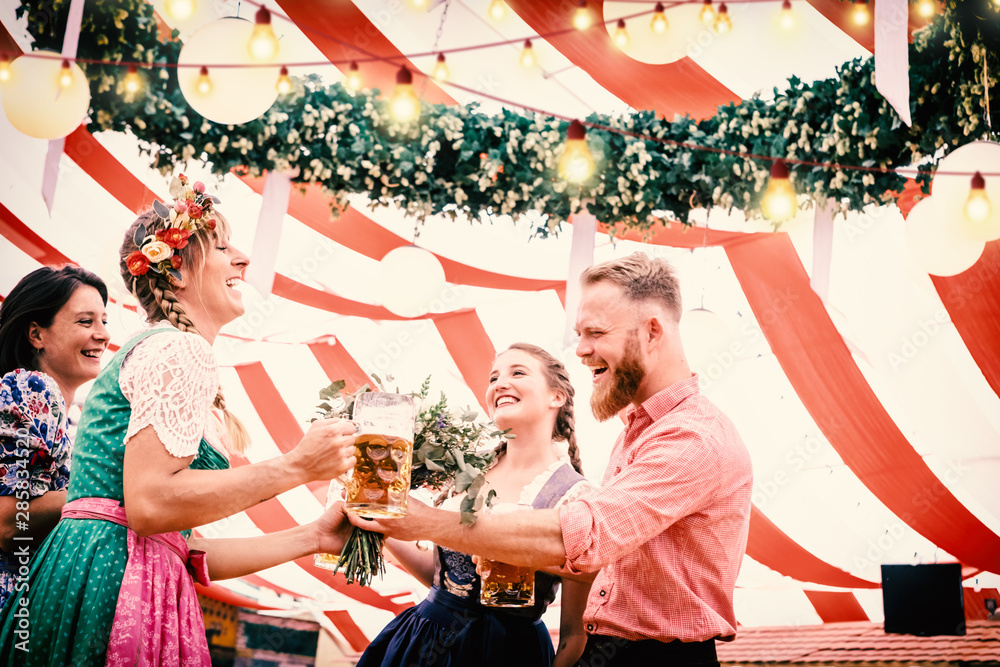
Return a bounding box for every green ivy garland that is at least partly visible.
[16,0,1000,235]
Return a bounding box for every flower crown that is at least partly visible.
[125,174,221,281]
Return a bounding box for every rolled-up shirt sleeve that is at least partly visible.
[559,420,721,573]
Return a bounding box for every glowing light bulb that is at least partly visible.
[614,19,630,48]
[164,0,196,21]
[346,62,362,91]
[0,54,11,84]
[964,171,993,225]
[58,59,73,88]
[409,0,429,10]
[249,6,280,62]
[488,0,507,20]
[558,120,596,183]
[651,2,669,33]
[432,53,450,82]
[196,66,212,95]
[276,66,292,95]
[520,40,537,68]
[714,4,731,34]
[916,0,935,18]
[573,1,592,30]
[390,66,420,123]
[124,65,141,95]
[780,0,795,30]
[852,1,870,26]
[700,0,716,26]
[761,160,797,222]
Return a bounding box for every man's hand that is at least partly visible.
[346,497,440,542]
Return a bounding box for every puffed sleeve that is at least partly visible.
[0,370,70,498]
[119,331,219,458]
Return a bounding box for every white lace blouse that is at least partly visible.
[118,324,220,458]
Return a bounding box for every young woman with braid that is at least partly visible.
[356,343,594,667]
[0,182,357,666]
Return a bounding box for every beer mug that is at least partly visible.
[345,392,415,518]
[479,504,535,607]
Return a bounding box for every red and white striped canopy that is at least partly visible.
[1,0,998,647]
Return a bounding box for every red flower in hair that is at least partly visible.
[156,227,191,249]
[186,202,204,219]
[205,218,217,231]
[171,255,183,270]
[126,250,150,276]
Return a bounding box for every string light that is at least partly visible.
[346,61,362,91]
[196,66,212,95]
[651,2,669,33]
[164,0,196,21]
[558,119,596,183]
[409,0,429,10]
[761,160,797,222]
[852,0,870,26]
[714,4,732,34]
[58,59,73,88]
[390,66,420,122]
[963,171,993,225]
[249,5,280,62]
[432,53,450,82]
[916,0,936,18]
[780,0,795,30]
[276,66,292,94]
[573,1,592,30]
[520,39,537,68]
[700,0,717,26]
[488,0,507,20]
[124,65,141,95]
[0,53,11,84]
[614,19,630,48]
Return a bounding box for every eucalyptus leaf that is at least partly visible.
[152,199,171,220]
[133,223,146,247]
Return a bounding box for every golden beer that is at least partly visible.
[313,552,341,570]
[479,558,535,607]
[345,432,413,517]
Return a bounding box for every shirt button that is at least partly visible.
[587,624,594,632]
[600,589,606,596]
[614,467,621,474]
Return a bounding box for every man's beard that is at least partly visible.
[590,336,646,422]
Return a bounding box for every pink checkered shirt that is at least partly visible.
[560,375,752,643]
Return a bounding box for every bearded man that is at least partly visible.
[355,253,753,667]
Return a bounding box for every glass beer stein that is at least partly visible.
[345,392,415,518]
[479,504,535,607]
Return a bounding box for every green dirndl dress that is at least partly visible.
[0,328,229,666]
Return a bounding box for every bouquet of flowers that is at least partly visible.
[316,376,505,586]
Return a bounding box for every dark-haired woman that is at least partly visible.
[0,266,110,608]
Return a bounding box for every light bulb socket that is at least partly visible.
[199,66,209,77]
[349,61,359,72]
[617,18,626,28]
[566,119,586,141]
[654,2,665,11]
[770,159,790,179]
[436,53,446,63]
[703,0,713,7]
[255,5,272,25]
[971,171,986,190]
[279,65,289,76]
[577,0,586,7]
[718,3,729,15]
[524,39,533,48]
[396,66,413,85]
[61,59,71,70]
[782,0,792,8]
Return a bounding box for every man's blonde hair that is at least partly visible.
[580,252,682,321]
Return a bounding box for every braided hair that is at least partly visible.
[120,210,250,454]
[500,343,583,475]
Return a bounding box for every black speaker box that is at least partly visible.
[881,563,966,636]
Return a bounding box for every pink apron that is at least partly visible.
[61,497,212,666]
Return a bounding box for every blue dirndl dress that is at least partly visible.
[357,463,586,667]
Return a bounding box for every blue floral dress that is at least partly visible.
[0,370,71,609]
